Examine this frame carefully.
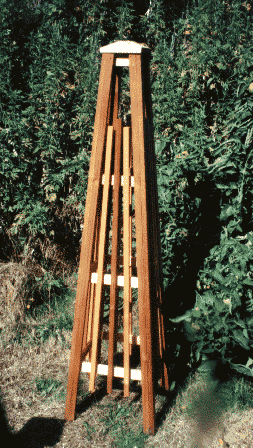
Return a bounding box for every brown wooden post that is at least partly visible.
[129,52,156,434]
[107,119,122,394]
[64,53,115,421]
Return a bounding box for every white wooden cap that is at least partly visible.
[100,40,150,54]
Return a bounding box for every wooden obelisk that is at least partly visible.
[64,40,168,435]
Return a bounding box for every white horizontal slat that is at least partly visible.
[102,174,134,187]
[115,58,129,66]
[91,273,138,288]
[82,362,141,381]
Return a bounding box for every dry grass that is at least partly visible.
[1,265,253,447]
[0,262,29,329]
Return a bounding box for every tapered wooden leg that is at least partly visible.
[129,156,133,358]
[129,53,155,435]
[123,126,131,397]
[142,61,169,389]
[89,126,114,392]
[64,54,114,422]
[107,119,122,394]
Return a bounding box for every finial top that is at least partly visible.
[100,40,150,54]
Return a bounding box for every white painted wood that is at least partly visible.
[82,362,142,381]
[100,40,150,54]
[102,174,134,187]
[130,334,140,345]
[91,273,138,288]
[115,58,129,67]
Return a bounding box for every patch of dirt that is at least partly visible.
[146,369,253,448]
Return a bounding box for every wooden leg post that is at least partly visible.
[107,119,122,394]
[64,54,114,421]
[129,52,156,435]
[89,126,114,392]
[123,126,131,397]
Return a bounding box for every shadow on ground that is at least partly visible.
[1,391,65,448]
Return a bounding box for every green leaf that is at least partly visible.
[235,319,246,329]
[232,329,250,350]
[246,358,253,369]
[230,363,253,377]
[211,271,224,283]
[169,312,191,323]
[220,205,237,220]
[243,278,253,286]
[158,174,171,186]
[192,309,201,318]
[243,328,249,339]
[215,300,224,312]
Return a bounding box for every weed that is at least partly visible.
[83,421,96,441]
[98,402,133,435]
[113,427,149,448]
[97,401,149,448]
[34,377,63,401]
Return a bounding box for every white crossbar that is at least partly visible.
[82,362,141,381]
[91,273,138,288]
[102,174,134,187]
[115,58,129,67]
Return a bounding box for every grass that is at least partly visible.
[1,269,253,447]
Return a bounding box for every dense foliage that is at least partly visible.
[1,0,253,377]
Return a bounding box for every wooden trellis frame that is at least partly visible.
[64,40,169,435]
